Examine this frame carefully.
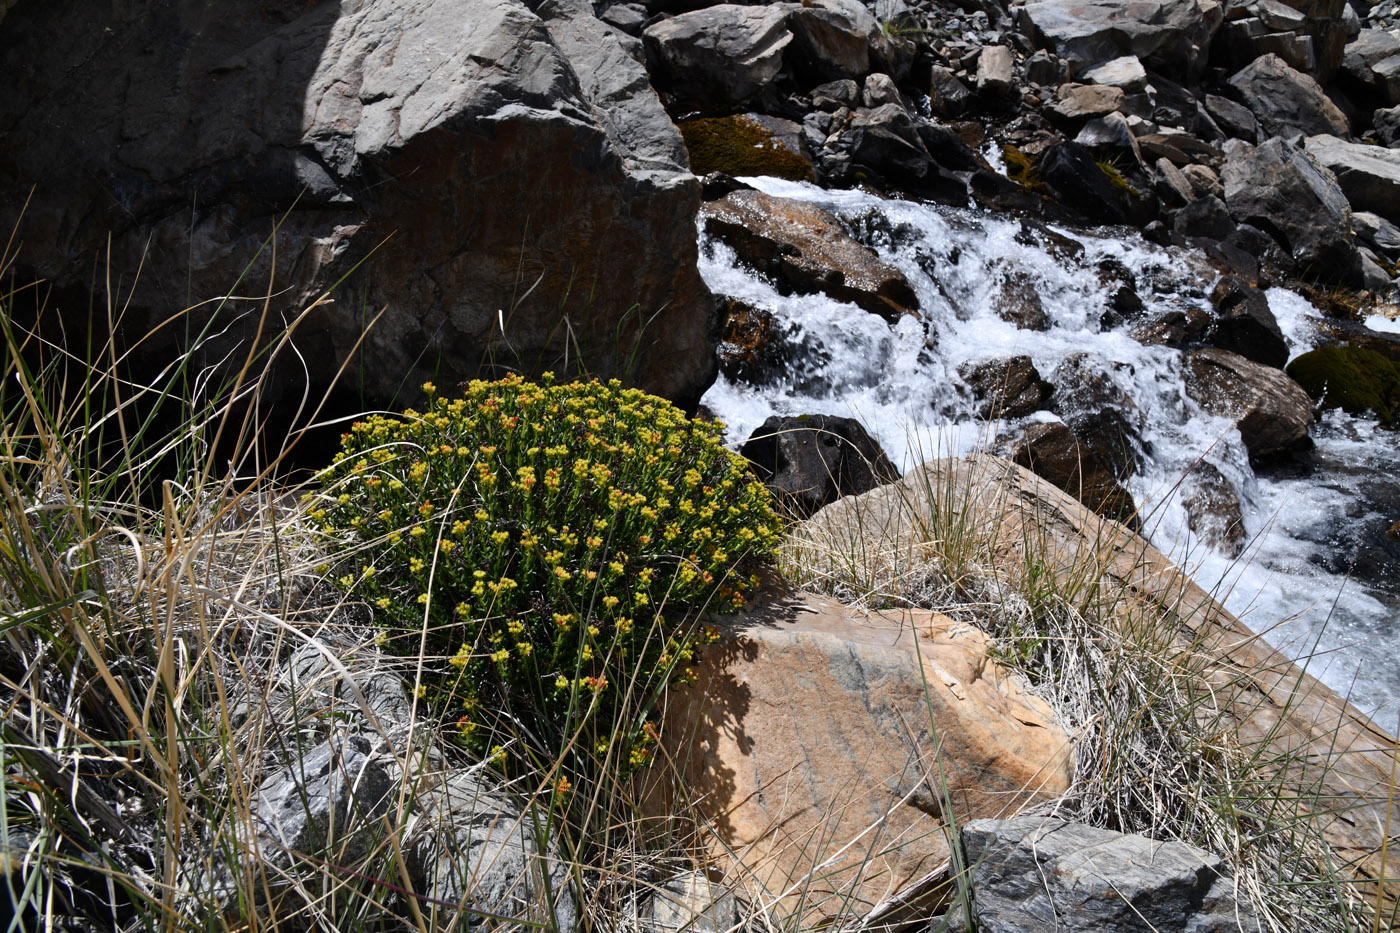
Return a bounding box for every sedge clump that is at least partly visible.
[310,374,782,776]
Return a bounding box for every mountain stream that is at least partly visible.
[698,176,1400,722]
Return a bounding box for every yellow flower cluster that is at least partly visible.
[312,373,782,777]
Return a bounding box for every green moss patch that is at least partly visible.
[1003,145,1042,192]
[680,115,815,181]
[1285,345,1400,427]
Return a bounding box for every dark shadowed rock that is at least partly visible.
[1132,307,1211,348]
[1207,275,1289,367]
[701,189,919,321]
[1344,28,1400,105]
[958,816,1259,933]
[1375,105,1400,146]
[958,355,1053,419]
[1,0,717,413]
[1206,93,1259,142]
[1184,348,1314,459]
[928,65,974,118]
[741,414,900,514]
[841,104,966,200]
[1227,53,1350,138]
[1001,420,1139,525]
[643,4,793,111]
[1222,137,1360,283]
[715,298,801,387]
[1036,141,1129,225]
[1173,194,1237,240]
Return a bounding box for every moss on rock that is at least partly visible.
[1003,145,1042,192]
[680,115,815,181]
[1285,345,1400,426]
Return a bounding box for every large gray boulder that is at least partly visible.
[643,4,793,111]
[0,0,716,412]
[1183,347,1314,460]
[1222,136,1359,280]
[1305,134,1400,223]
[957,816,1260,932]
[1226,53,1350,138]
[1017,0,1221,79]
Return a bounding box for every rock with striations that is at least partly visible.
[642,4,793,111]
[740,414,901,515]
[957,816,1260,933]
[1305,134,1400,224]
[1206,93,1259,142]
[701,189,919,321]
[1016,0,1221,78]
[787,0,881,82]
[958,355,1053,419]
[1183,347,1314,459]
[641,585,1074,925]
[0,0,717,413]
[1206,275,1289,368]
[1343,28,1400,105]
[793,454,1400,914]
[1226,53,1350,138]
[1001,420,1139,525]
[1222,136,1360,282]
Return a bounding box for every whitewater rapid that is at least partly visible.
[699,176,1400,723]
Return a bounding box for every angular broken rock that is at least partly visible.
[1207,275,1289,369]
[641,588,1073,924]
[408,771,577,931]
[1017,0,1219,76]
[1183,347,1314,460]
[254,735,393,870]
[1305,134,1400,225]
[1222,136,1358,280]
[1047,83,1126,121]
[701,188,919,321]
[1227,53,1349,139]
[957,816,1260,933]
[643,4,793,112]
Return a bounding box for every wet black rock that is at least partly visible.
[1207,275,1290,368]
[741,414,900,515]
[958,355,1053,419]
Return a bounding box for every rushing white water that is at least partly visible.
[699,176,1400,722]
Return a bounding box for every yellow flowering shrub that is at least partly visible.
[312,374,781,774]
